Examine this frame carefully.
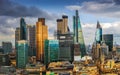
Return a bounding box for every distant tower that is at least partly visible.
[36,18,48,62]
[95,21,102,44]
[20,18,27,40]
[29,25,36,56]
[73,10,86,57]
[2,42,12,54]
[103,34,113,52]
[16,40,28,68]
[15,27,20,48]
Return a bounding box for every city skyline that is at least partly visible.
[0,0,120,46]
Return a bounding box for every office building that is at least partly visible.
[27,25,36,56]
[16,40,28,68]
[57,15,69,34]
[20,18,27,40]
[44,40,59,65]
[103,34,113,52]
[58,34,74,62]
[56,15,74,62]
[2,42,12,54]
[95,21,102,44]
[73,10,86,57]
[15,27,20,48]
[36,18,48,62]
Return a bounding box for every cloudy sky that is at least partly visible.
[0,0,120,46]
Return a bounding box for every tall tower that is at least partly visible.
[20,18,27,40]
[15,27,20,48]
[95,21,102,44]
[103,34,113,52]
[36,18,48,62]
[73,10,86,57]
[57,15,68,34]
[26,25,36,56]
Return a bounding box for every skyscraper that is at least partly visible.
[16,40,28,68]
[27,25,36,56]
[44,40,59,65]
[2,42,12,54]
[36,18,48,62]
[95,21,102,44]
[56,15,74,62]
[73,10,86,57]
[103,34,113,52]
[57,15,69,34]
[58,33,74,62]
[20,18,27,40]
[15,27,20,46]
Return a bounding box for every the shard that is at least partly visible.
[73,10,86,57]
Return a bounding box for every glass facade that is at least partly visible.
[95,21,102,44]
[103,34,113,52]
[73,10,86,57]
[2,42,12,54]
[16,40,28,68]
[44,40,59,65]
[20,18,27,40]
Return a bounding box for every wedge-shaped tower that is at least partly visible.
[73,10,86,57]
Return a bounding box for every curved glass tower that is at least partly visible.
[95,21,102,44]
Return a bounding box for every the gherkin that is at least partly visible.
[73,10,86,57]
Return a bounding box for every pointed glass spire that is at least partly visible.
[73,10,86,57]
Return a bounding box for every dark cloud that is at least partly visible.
[96,0,113,3]
[0,0,58,20]
[96,0,120,5]
[114,0,120,5]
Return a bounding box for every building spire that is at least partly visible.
[97,21,101,28]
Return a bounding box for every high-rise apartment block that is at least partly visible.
[36,18,48,62]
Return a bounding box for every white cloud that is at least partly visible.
[81,21,120,45]
[66,1,120,18]
[66,5,82,10]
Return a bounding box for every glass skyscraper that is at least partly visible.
[95,21,102,44]
[20,18,27,40]
[16,40,28,68]
[103,34,113,52]
[73,10,86,57]
[44,40,59,65]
